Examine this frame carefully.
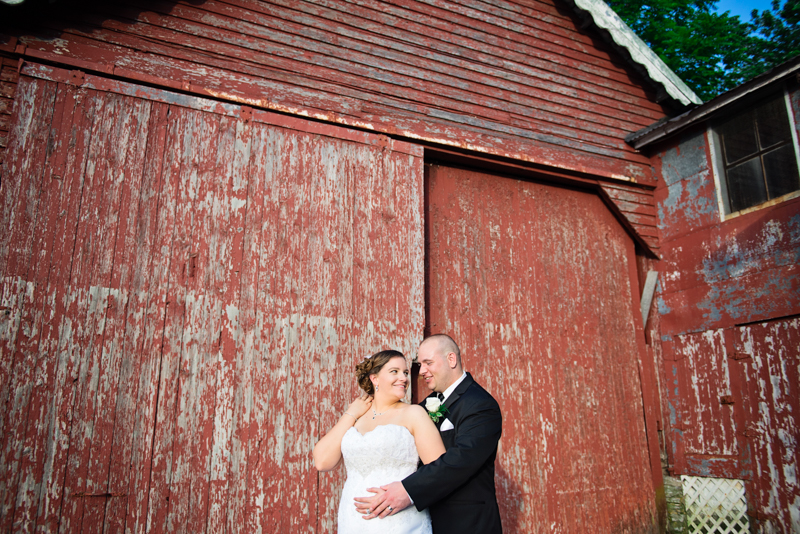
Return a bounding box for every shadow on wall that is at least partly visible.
[496,461,523,533]
[0,0,197,35]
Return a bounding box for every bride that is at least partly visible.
[313,349,445,533]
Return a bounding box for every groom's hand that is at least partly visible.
[354,482,411,519]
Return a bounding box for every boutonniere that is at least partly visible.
[424,396,448,423]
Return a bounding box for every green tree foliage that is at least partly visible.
[606,0,800,102]
[745,0,800,79]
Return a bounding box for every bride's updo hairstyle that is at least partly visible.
[356,349,405,395]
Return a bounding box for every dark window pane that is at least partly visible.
[719,110,758,164]
[756,96,792,150]
[727,157,767,212]
[764,144,800,199]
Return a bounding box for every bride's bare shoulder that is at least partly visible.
[399,403,430,423]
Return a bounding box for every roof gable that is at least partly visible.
[567,0,702,108]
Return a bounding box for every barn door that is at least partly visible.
[424,164,657,533]
[0,66,424,534]
[734,317,800,531]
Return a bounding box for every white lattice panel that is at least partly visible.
[681,476,750,534]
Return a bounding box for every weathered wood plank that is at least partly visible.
[348,0,652,87]
[90,95,155,534]
[631,224,659,239]
[76,93,146,534]
[144,106,200,534]
[3,80,71,534]
[602,184,656,205]
[619,211,658,227]
[0,81,16,99]
[53,90,118,534]
[610,199,658,217]
[141,0,662,122]
[206,114,250,533]
[670,331,739,458]
[102,0,657,113]
[737,318,800,531]
[154,108,209,534]
[171,110,221,534]
[9,0,670,182]
[112,101,172,534]
[231,122,266,533]
[101,100,170,534]
[246,126,302,530]
[295,0,658,105]
[313,139,359,534]
[72,93,151,534]
[16,33,655,180]
[0,77,58,534]
[32,83,97,534]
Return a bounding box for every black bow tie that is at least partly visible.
[436,392,445,402]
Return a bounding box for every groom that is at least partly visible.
[354,334,503,533]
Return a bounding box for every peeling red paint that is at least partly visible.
[424,164,659,533]
[653,120,800,531]
[0,0,667,184]
[0,75,424,533]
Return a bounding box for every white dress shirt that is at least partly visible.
[441,371,468,402]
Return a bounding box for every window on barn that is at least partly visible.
[712,91,800,215]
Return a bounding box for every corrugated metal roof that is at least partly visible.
[566,0,702,108]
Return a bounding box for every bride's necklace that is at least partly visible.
[371,405,390,419]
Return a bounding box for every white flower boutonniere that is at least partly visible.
[424,396,448,423]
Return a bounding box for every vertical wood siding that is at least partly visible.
[0,0,668,185]
[424,164,657,532]
[654,125,800,531]
[736,318,800,531]
[664,319,800,531]
[0,73,424,533]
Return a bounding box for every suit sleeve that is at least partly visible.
[402,394,502,511]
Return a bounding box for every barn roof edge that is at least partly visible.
[566,0,702,109]
[627,55,800,150]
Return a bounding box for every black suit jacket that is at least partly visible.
[403,373,503,534]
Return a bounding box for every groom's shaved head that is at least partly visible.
[423,334,461,367]
[418,334,463,393]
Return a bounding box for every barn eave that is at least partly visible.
[627,55,800,150]
[565,0,702,110]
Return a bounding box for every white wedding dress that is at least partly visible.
[338,424,432,534]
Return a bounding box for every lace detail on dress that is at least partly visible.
[337,424,432,534]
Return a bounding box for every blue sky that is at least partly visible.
[714,0,774,20]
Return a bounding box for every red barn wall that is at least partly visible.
[424,163,660,533]
[651,106,800,530]
[0,1,679,531]
[0,67,424,533]
[0,64,666,534]
[0,0,668,252]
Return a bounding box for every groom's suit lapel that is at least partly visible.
[444,373,474,412]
